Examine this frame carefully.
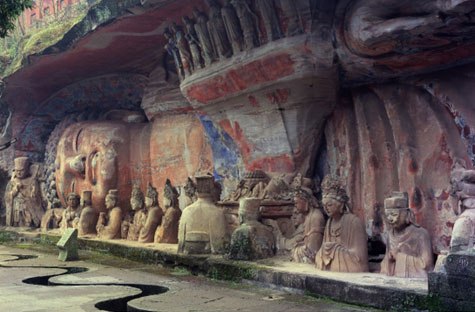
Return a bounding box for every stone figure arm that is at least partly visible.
[140,208,162,241]
[96,212,107,233]
[305,212,325,257]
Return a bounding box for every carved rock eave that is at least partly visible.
[180,34,338,113]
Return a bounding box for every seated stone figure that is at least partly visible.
[40,208,64,232]
[138,183,163,243]
[5,156,46,227]
[178,174,229,254]
[380,192,433,278]
[450,160,475,253]
[155,179,181,244]
[60,192,81,231]
[78,190,97,236]
[122,184,146,241]
[265,189,325,264]
[96,189,122,239]
[315,175,368,272]
[228,198,275,260]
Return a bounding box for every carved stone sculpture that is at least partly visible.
[123,184,146,241]
[265,189,325,263]
[60,192,81,231]
[315,175,368,272]
[155,179,182,243]
[380,192,434,278]
[231,0,259,50]
[221,0,244,55]
[164,27,184,80]
[40,208,64,232]
[5,157,46,227]
[224,170,269,201]
[449,160,475,253]
[228,198,275,260]
[192,8,216,66]
[96,189,122,240]
[139,183,163,243]
[182,16,204,71]
[184,177,197,207]
[255,0,282,43]
[77,190,97,236]
[280,0,303,36]
[171,23,193,77]
[178,174,229,254]
[205,0,232,59]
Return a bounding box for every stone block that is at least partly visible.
[57,228,78,261]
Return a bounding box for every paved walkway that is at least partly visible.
[0,245,372,312]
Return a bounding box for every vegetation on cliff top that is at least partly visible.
[0,0,33,38]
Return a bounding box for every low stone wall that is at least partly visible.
[0,228,448,311]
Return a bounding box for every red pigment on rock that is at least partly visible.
[185,54,295,103]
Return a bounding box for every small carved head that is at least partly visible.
[145,182,159,208]
[14,156,30,179]
[321,175,349,218]
[105,189,118,210]
[384,191,416,230]
[130,184,145,211]
[67,192,80,209]
[163,179,179,209]
[238,198,261,224]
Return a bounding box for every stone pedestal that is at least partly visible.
[429,253,475,311]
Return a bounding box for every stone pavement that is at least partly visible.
[0,245,371,312]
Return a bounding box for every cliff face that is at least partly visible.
[1,0,475,253]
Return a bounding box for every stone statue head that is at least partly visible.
[184,177,197,199]
[238,198,261,224]
[292,189,312,226]
[145,182,159,208]
[81,190,92,207]
[321,175,349,218]
[67,192,80,209]
[130,184,144,211]
[163,179,179,209]
[105,189,118,210]
[14,156,30,179]
[384,191,417,230]
[195,173,215,198]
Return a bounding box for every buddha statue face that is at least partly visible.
[56,121,132,212]
[322,197,344,218]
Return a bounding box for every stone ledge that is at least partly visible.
[0,228,440,311]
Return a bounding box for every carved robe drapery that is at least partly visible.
[380,224,434,278]
[315,213,368,272]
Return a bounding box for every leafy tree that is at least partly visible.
[0,0,33,38]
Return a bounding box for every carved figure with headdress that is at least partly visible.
[155,179,182,243]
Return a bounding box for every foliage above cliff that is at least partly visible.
[0,0,33,38]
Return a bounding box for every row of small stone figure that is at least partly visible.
[182,174,435,279]
[165,0,304,80]
[59,179,182,244]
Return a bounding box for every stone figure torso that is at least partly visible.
[96,207,122,240]
[315,213,369,272]
[155,206,181,244]
[292,208,325,264]
[127,209,147,241]
[61,206,82,231]
[229,220,275,260]
[178,196,228,254]
[138,206,162,243]
[381,224,434,278]
[451,206,475,252]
